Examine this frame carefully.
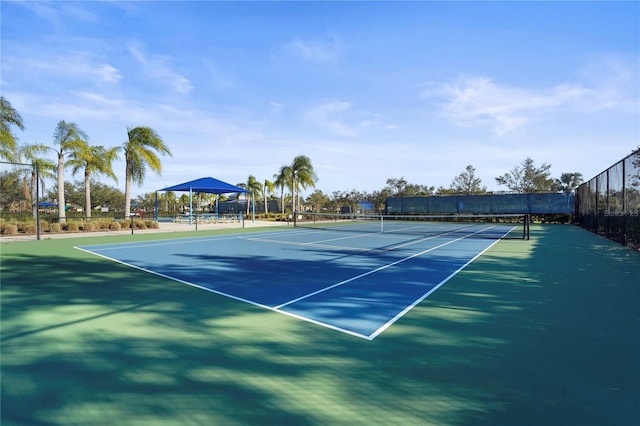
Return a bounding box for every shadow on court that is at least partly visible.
[1,225,638,425]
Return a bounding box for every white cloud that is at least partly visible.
[420,64,639,135]
[305,100,357,136]
[282,35,342,63]
[4,53,122,85]
[269,102,285,115]
[304,100,383,137]
[201,61,237,90]
[128,43,193,94]
[14,1,100,29]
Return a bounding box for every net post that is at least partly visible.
[523,214,530,240]
[380,215,384,232]
[35,162,41,240]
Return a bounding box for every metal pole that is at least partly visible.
[189,188,193,226]
[35,163,41,240]
[154,191,158,221]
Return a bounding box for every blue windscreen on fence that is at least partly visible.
[385,193,574,215]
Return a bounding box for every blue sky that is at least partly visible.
[2,1,639,198]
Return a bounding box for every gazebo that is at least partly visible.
[156,177,253,224]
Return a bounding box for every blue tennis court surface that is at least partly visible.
[77,224,515,339]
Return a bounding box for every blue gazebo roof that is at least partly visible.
[159,177,249,194]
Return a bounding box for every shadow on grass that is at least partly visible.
[1,225,639,425]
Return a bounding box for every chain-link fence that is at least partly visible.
[0,161,42,239]
[575,150,640,248]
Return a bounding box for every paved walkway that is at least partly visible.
[0,219,291,243]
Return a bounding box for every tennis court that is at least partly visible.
[76,215,523,339]
[2,222,639,425]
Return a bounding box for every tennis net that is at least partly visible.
[294,212,530,240]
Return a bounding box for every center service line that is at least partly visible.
[274,225,497,309]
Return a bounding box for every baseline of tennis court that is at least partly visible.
[77,223,516,339]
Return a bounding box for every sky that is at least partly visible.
[2,1,639,199]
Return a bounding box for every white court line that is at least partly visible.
[274,224,499,309]
[368,225,514,339]
[74,246,277,310]
[246,223,481,255]
[76,223,516,340]
[75,244,374,340]
[75,228,310,251]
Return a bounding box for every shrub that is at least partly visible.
[40,220,50,231]
[134,220,147,229]
[109,221,121,231]
[4,224,18,236]
[23,224,37,234]
[50,223,61,233]
[83,222,96,232]
[66,221,80,232]
[146,220,160,229]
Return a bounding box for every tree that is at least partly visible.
[68,142,119,218]
[178,194,190,212]
[133,192,158,213]
[52,121,89,223]
[122,126,172,217]
[0,96,24,161]
[0,170,24,212]
[495,157,555,193]
[630,147,640,190]
[371,188,393,213]
[385,177,434,197]
[274,165,292,214]
[16,143,56,219]
[84,181,125,211]
[290,155,318,213]
[386,177,408,197]
[162,191,177,213]
[556,172,584,193]
[237,175,262,216]
[306,189,329,212]
[262,178,275,215]
[450,165,487,195]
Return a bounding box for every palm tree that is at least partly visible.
[16,143,56,219]
[178,194,190,213]
[121,126,172,218]
[558,172,584,193]
[1,96,24,162]
[68,142,119,219]
[52,121,89,223]
[237,175,262,216]
[163,191,177,213]
[262,178,275,215]
[290,155,318,213]
[274,166,292,214]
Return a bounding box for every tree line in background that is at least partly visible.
[2,95,587,221]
